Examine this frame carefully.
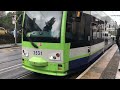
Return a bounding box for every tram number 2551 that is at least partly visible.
[33,51,42,55]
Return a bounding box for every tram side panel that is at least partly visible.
[67,11,106,73]
[66,12,91,73]
[22,11,115,76]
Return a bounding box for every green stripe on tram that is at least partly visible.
[22,41,63,50]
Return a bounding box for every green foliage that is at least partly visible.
[16,11,24,43]
[0,11,24,44]
[16,11,24,31]
[0,11,24,31]
[0,12,14,31]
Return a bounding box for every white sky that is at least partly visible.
[5,11,15,15]
[5,11,120,25]
[104,11,120,25]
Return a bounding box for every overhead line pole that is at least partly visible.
[12,11,17,45]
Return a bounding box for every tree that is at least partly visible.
[0,11,24,44]
[16,11,24,31]
[0,12,14,31]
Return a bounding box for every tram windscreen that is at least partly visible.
[23,11,63,43]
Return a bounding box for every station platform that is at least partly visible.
[76,44,120,79]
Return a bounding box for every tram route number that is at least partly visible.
[33,51,42,55]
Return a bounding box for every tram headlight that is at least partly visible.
[49,53,61,61]
[25,52,29,57]
[22,50,29,57]
[49,56,57,60]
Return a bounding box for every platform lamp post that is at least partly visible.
[12,11,17,45]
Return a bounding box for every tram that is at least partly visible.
[22,11,116,76]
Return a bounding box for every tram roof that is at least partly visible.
[83,11,113,22]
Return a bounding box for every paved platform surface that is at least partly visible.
[100,49,120,79]
[115,50,120,79]
[77,44,119,79]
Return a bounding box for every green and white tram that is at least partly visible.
[22,11,115,76]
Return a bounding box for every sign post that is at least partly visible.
[12,12,17,45]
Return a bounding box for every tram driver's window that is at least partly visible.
[66,11,77,42]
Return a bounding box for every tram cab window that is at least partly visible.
[66,11,85,42]
[66,11,91,48]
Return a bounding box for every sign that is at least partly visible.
[13,29,16,38]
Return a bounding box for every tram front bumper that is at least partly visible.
[29,57,48,67]
[22,58,67,76]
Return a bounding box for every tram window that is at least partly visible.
[92,23,97,39]
[66,11,75,41]
[97,24,102,39]
[66,11,84,43]
[92,18,104,39]
[66,12,77,42]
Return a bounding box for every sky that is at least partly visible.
[5,11,120,25]
[5,11,15,14]
[104,11,120,25]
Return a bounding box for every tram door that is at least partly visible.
[66,11,91,66]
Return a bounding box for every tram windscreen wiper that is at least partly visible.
[28,38,38,48]
[23,29,38,48]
